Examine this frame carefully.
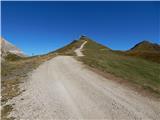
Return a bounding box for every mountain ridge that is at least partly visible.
[125,40,160,63]
[1,37,26,59]
[129,40,160,52]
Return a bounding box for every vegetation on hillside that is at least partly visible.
[129,40,160,52]
[49,39,85,56]
[1,52,56,120]
[80,39,160,95]
[125,51,160,63]
[4,53,24,61]
[126,41,160,63]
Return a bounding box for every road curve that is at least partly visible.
[9,55,160,120]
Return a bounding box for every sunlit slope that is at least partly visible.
[126,40,160,63]
[80,38,160,94]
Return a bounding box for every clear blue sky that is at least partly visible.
[2,1,160,56]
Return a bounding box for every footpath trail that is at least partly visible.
[9,41,160,120]
[74,41,87,56]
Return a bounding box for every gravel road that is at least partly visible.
[8,41,160,120]
[9,56,160,120]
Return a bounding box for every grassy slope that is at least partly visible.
[125,51,160,63]
[80,39,160,95]
[49,40,85,56]
[129,41,160,52]
[4,53,23,61]
[126,41,160,63]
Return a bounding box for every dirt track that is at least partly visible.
[8,41,160,120]
[8,55,160,120]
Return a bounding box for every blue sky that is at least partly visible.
[2,1,160,56]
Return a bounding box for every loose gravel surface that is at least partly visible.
[8,55,160,120]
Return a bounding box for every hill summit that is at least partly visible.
[129,40,160,52]
[126,40,160,63]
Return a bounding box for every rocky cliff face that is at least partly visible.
[1,37,25,59]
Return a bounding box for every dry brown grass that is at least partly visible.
[1,53,57,120]
[125,40,160,63]
[125,51,160,63]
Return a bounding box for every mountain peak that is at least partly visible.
[140,40,151,44]
[129,40,160,52]
[1,37,26,58]
[79,35,93,41]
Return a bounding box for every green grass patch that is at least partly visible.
[81,40,160,94]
